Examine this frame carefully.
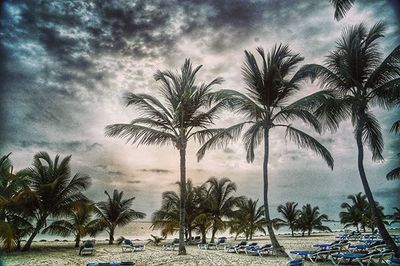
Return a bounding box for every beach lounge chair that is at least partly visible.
[202,237,227,250]
[245,243,273,256]
[313,239,349,251]
[235,242,257,254]
[387,257,400,265]
[290,245,341,263]
[330,249,393,266]
[79,240,95,256]
[225,241,247,253]
[121,239,145,252]
[163,238,179,251]
[86,262,135,266]
[348,240,385,252]
[286,259,304,266]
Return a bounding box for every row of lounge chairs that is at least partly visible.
[289,238,399,265]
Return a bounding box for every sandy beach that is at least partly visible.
[2,232,343,266]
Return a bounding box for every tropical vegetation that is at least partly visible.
[105,59,229,254]
[92,189,146,245]
[273,202,300,236]
[300,22,400,255]
[202,44,334,254]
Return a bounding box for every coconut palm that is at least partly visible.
[105,59,228,254]
[152,180,202,240]
[387,120,400,180]
[273,202,300,236]
[330,0,355,21]
[0,153,34,251]
[43,201,100,247]
[230,198,266,240]
[205,177,242,243]
[299,22,400,255]
[296,204,331,236]
[93,189,145,245]
[339,192,368,232]
[200,44,334,254]
[20,152,91,251]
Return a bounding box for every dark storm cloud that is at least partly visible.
[16,140,102,153]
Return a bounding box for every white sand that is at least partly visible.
[2,233,339,265]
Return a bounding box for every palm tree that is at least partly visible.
[389,207,400,225]
[330,0,355,21]
[20,152,91,251]
[105,59,228,255]
[230,198,266,240]
[201,44,334,254]
[299,22,400,255]
[205,177,241,243]
[43,201,100,247]
[296,204,331,236]
[387,120,400,180]
[93,189,145,245]
[339,193,369,232]
[0,153,34,251]
[273,202,300,236]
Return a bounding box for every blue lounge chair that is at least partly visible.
[313,239,349,251]
[86,262,135,266]
[225,241,247,253]
[290,246,341,263]
[79,240,95,256]
[163,238,179,251]
[330,249,393,266]
[245,243,273,256]
[387,257,400,265]
[235,242,257,254]
[121,239,145,252]
[286,259,303,266]
[202,237,227,250]
[349,240,385,252]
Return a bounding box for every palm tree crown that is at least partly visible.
[273,202,301,236]
[94,189,145,245]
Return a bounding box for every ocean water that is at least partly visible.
[34,220,399,242]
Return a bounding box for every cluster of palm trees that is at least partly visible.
[339,192,395,233]
[153,178,330,242]
[0,152,145,252]
[273,202,331,237]
[106,20,399,256]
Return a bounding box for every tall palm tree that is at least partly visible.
[205,177,241,243]
[105,59,228,254]
[387,120,400,180]
[330,0,355,21]
[299,22,400,255]
[273,202,300,236]
[296,204,331,236]
[230,198,266,240]
[200,44,334,254]
[93,189,145,244]
[21,152,91,251]
[43,201,100,247]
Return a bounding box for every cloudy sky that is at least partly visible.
[1,0,399,220]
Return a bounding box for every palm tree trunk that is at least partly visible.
[355,126,399,256]
[75,235,81,248]
[109,227,114,245]
[201,227,206,244]
[22,216,46,251]
[210,226,217,243]
[178,145,187,255]
[291,228,294,237]
[263,128,286,256]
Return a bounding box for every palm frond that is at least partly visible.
[330,0,355,21]
[358,112,384,161]
[284,125,334,169]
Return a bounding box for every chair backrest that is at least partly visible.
[84,240,94,248]
[172,238,179,244]
[124,239,132,245]
[288,259,303,266]
[238,241,247,246]
[218,238,226,244]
